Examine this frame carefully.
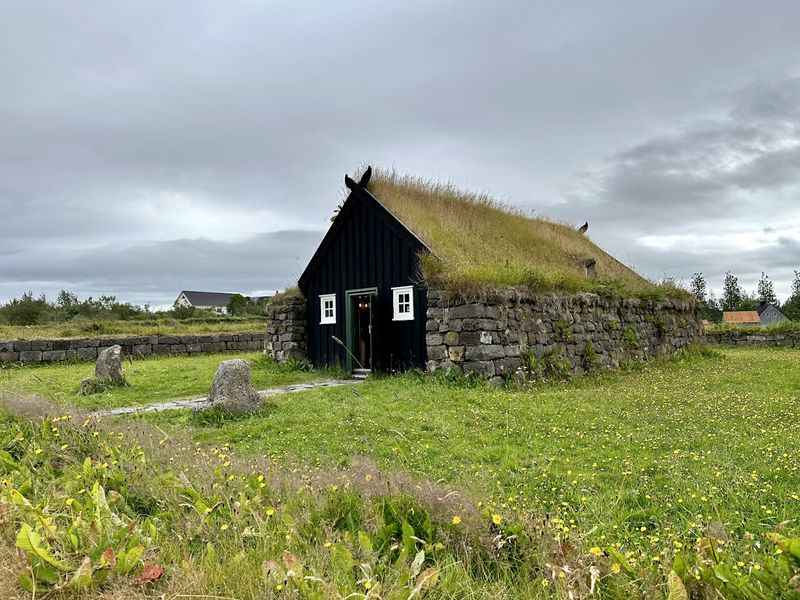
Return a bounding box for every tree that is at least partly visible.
[56,290,78,308]
[721,271,743,311]
[227,294,249,316]
[689,272,707,304]
[1,292,49,325]
[757,272,777,306]
[783,270,800,321]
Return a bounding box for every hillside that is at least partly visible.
[367,169,660,296]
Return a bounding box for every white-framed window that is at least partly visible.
[392,286,414,321]
[319,293,336,324]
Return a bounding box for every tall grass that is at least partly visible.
[367,169,683,299]
[0,317,266,341]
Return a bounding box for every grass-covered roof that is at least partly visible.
[365,168,669,298]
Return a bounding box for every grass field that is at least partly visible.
[0,352,330,410]
[0,317,266,340]
[1,347,799,597]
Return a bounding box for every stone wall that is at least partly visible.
[0,332,266,364]
[705,330,800,347]
[265,295,307,362]
[425,289,703,383]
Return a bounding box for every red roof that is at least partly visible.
[722,311,760,324]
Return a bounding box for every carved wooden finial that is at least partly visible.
[345,165,372,190]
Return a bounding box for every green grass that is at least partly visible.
[0,352,329,410]
[368,168,686,298]
[2,347,800,597]
[149,348,800,576]
[0,317,266,340]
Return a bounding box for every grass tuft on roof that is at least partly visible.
[366,168,682,299]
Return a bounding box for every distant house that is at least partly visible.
[722,311,761,327]
[723,305,787,327]
[174,291,273,315]
[756,302,788,326]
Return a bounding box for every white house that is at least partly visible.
[174,291,238,314]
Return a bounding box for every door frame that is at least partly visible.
[344,287,378,372]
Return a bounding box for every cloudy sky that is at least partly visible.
[3,1,799,306]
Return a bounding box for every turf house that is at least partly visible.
[266,167,702,381]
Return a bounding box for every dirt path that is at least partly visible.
[89,379,362,417]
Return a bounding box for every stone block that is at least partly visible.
[153,344,172,355]
[449,304,485,319]
[462,360,495,377]
[19,350,43,363]
[447,345,465,362]
[0,340,14,353]
[0,351,19,362]
[157,336,180,345]
[443,331,459,345]
[465,344,505,361]
[77,347,97,360]
[133,344,152,356]
[427,345,447,360]
[459,331,482,346]
[42,350,66,362]
[171,344,188,353]
[425,333,443,346]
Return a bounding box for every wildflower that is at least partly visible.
[220,524,229,531]
[266,507,275,517]
[610,563,621,574]
[589,546,603,557]
[451,515,462,525]
[492,514,502,525]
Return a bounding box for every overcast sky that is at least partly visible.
[3,1,799,306]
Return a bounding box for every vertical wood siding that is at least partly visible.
[299,189,428,371]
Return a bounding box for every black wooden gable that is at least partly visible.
[298,173,431,371]
[298,187,431,292]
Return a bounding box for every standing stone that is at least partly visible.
[96,345,125,384]
[207,359,262,414]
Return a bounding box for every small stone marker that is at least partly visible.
[79,344,126,395]
[96,345,125,384]
[207,359,262,414]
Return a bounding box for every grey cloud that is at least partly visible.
[0,230,321,306]
[3,1,800,302]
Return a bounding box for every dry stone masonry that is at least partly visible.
[0,332,265,364]
[705,330,800,347]
[265,295,307,362]
[425,289,703,383]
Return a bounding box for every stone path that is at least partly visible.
[91,379,362,417]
